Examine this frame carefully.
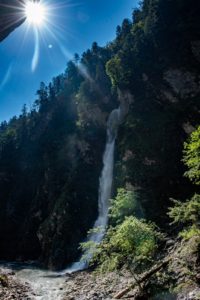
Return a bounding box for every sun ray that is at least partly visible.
[0,64,13,91]
[1,0,84,73]
[44,24,72,60]
[31,27,40,71]
[43,23,93,82]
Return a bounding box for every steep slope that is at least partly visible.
[109,0,200,224]
[0,49,116,269]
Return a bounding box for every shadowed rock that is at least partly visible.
[0,0,39,42]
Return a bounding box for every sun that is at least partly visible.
[25,1,46,26]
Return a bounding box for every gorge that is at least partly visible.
[0,0,200,299]
[0,107,122,300]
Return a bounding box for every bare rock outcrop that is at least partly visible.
[164,69,200,98]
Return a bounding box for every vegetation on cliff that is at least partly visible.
[81,124,200,298]
[168,126,200,240]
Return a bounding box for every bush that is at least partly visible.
[168,194,200,226]
[179,225,200,240]
[183,126,200,185]
[168,194,200,239]
[86,216,163,272]
[168,127,200,240]
[109,188,143,225]
[81,188,162,272]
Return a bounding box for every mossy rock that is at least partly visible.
[0,274,9,287]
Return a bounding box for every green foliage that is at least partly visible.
[183,126,200,185]
[80,240,98,263]
[179,225,200,240]
[168,194,200,240]
[109,188,143,225]
[109,217,160,258]
[106,56,123,87]
[88,216,163,272]
[168,194,200,226]
[168,127,200,240]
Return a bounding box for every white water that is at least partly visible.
[0,108,121,298]
[0,262,66,300]
[65,107,121,273]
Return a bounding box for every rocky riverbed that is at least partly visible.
[63,269,137,300]
[1,267,200,300]
[0,269,32,299]
[0,237,199,300]
[0,263,66,300]
[0,268,140,300]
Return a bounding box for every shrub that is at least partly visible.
[85,216,163,272]
[168,194,200,226]
[168,194,200,239]
[179,225,200,240]
[168,127,200,240]
[109,188,143,225]
[183,126,200,185]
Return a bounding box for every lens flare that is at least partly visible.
[25,1,46,26]
[32,28,39,72]
[1,0,81,73]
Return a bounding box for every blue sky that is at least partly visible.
[0,0,139,122]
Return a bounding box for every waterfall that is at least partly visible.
[65,107,121,273]
[0,108,122,299]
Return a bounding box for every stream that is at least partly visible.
[0,261,66,299]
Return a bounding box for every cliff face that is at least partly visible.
[111,0,200,225]
[116,66,200,224]
[0,51,114,269]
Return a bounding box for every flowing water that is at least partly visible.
[65,107,121,273]
[0,108,121,299]
[0,261,66,300]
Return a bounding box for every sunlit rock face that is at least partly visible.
[0,0,25,42]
